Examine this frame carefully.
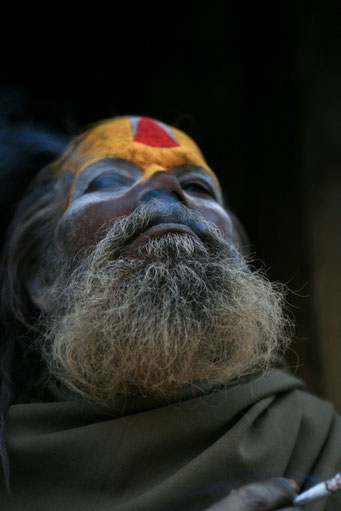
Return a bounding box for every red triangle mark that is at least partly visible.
[133,117,179,147]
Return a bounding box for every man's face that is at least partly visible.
[36,117,287,405]
[52,116,243,259]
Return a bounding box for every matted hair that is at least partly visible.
[0,165,72,492]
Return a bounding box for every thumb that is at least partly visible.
[206,478,299,511]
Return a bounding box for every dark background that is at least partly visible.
[1,2,340,408]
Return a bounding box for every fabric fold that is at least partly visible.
[2,369,340,510]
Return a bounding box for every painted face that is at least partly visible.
[53,116,244,257]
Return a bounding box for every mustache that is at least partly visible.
[94,200,231,259]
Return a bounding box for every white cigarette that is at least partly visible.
[294,473,341,506]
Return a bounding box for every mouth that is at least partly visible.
[125,222,200,256]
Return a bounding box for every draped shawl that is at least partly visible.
[2,370,341,510]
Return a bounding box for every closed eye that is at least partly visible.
[181,181,216,198]
[84,173,135,193]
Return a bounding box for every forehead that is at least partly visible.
[52,116,219,186]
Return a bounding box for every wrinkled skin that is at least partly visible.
[205,478,301,511]
[55,160,245,259]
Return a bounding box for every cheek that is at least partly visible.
[55,205,97,257]
[55,195,137,256]
[193,201,235,237]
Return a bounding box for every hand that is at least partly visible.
[205,478,302,510]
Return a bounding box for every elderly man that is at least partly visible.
[0,116,340,510]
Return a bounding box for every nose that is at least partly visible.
[138,171,187,206]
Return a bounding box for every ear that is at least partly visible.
[23,171,75,312]
[25,264,55,313]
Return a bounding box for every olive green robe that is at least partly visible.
[2,369,341,510]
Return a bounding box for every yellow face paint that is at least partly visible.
[51,116,220,209]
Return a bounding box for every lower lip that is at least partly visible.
[127,223,199,252]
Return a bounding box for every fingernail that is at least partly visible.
[287,479,300,493]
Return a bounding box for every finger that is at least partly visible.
[287,479,300,493]
[206,478,298,511]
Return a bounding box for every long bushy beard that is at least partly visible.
[37,206,291,405]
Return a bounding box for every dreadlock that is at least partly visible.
[0,166,72,492]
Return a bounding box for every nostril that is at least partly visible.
[140,189,183,204]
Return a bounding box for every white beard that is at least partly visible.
[37,206,291,405]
